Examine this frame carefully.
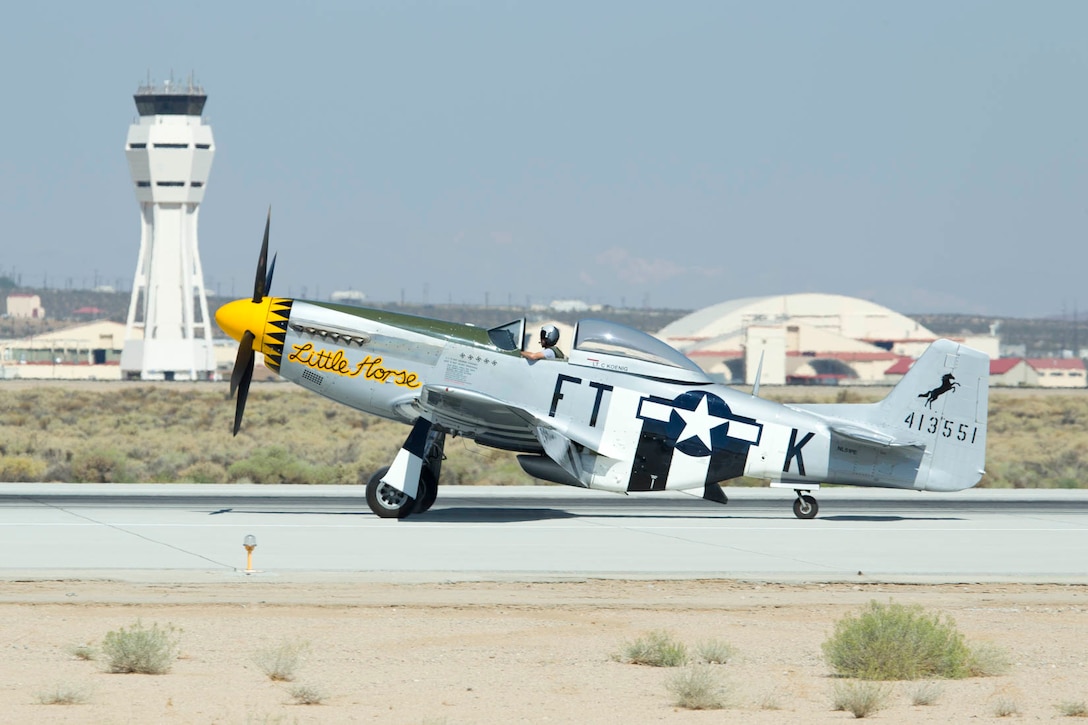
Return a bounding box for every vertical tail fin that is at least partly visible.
[875,340,989,491]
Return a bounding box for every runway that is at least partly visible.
[0,484,1085,583]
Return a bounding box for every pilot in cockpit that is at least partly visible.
[521,324,565,361]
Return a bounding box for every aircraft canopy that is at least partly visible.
[571,319,711,383]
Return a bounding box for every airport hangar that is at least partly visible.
[656,292,1005,387]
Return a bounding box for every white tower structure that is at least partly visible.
[120,76,216,381]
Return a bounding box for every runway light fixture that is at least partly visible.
[243,534,257,574]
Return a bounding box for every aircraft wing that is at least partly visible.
[418,384,543,452]
[418,384,605,483]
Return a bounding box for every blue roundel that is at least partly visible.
[664,390,735,457]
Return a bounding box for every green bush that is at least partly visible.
[823,601,972,680]
[614,630,688,667]
[101,621,179,674]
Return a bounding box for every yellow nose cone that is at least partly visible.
[215,298,275,347]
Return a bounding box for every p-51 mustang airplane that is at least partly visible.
[216,214,989,519]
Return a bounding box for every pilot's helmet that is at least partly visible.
[540,324,560,348]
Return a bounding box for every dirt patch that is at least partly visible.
[1,578,1086,723]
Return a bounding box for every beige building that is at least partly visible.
[987,358,1033,387]
[5,293,46,319]
[0,321,124,380]
[1025,358,1087,388]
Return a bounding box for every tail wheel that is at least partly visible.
[792,494,818,520]
[366,466,414,519]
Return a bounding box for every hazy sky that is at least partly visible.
[2,2,1085,318]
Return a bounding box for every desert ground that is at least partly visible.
[0,577,1085,723]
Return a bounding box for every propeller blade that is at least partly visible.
[230,330,256,399]
[252,208,271,302]
[229,330,256,435]
[232,351,255,437]
[264,252,277,297]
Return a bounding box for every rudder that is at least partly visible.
[877,340,989,491]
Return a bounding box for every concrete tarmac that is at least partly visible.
[0,484,1085,584]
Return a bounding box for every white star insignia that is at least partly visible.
[675,395,727,449]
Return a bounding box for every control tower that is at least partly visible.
[120,76,216,381]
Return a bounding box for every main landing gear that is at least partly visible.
[792,489,818,519]
[365,428,446,519]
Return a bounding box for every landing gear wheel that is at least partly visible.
[413,468,438,514]
[792,494,818,520]
[366,466,414,519]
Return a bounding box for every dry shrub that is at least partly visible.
[101,621,179,674]
[695,638,735,665]
[176,460,228,483]
[666,665,730,710]
[1058,700,1088,717]
[227,446,343,484]
[0,455,47,482]
[831,680,890,718]
[254,639,309,681]
[909,681,944,705]
[289,684,325,705]
[615,630,688,667]
[968,641,1011,677]
[71,449,130,483]
[37,682,91,705]
[4,386,1088,488]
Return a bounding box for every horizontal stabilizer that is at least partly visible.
[827,423,915,448]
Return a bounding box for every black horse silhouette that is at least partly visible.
[918,373,959,408]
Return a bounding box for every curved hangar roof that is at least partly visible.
[658,293,935,348]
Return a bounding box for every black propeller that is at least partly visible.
[229,209,273,436]
[230,330,256,435]
[251,209,276,302]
